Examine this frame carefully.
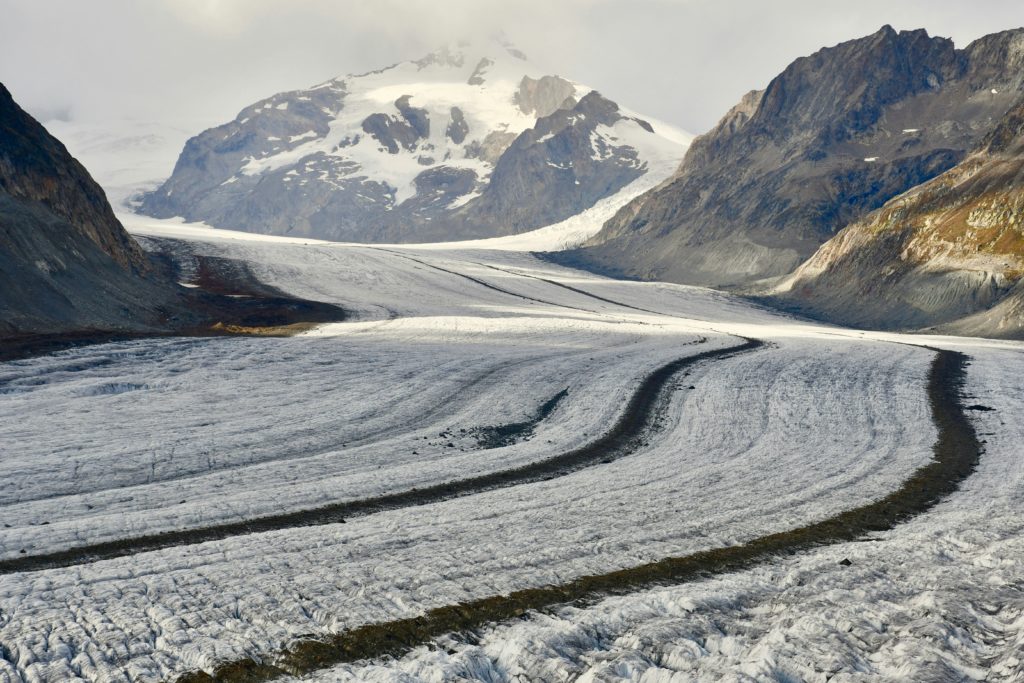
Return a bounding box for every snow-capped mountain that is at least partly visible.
[139,38,690,242]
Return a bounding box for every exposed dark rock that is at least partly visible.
[467,58,493,86]
[137,59,663,243]
[455,92,647,233]
[470,388,568,449]
[395,95,430,139]
[0,82,346,355]
[0,83,146,272]
[446,106,469,144]
[632,118,655,133]
[361,110,422,154]
[463,130,517,165]
[400,166,479,216]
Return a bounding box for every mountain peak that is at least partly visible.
[139,41,687,244]
[750,25,958,137]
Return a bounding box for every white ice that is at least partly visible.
[2,226,1020,682]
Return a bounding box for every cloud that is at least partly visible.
[157,0,255,34]
[0,0,1020,134]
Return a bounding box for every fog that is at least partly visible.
[1,0,1021,134]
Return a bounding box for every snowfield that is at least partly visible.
[1,215,1023,682]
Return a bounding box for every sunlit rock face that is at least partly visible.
[572,26,1024,288]
[773,95,1024,338]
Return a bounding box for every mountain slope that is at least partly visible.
[568,26,1024,287]
[0,82,189,340]
[138,40,689,242]
[771,96,1024,338]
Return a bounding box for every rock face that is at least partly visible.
[772,96,1024,338]
[514,75,577,117]
[572,26,1024,287]
[450,91,656,234]
[138,40,687,242]
[0,82,187,338]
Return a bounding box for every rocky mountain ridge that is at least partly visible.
[0,81,188,339]
[0,83,346,351]
[569,25,1024,288]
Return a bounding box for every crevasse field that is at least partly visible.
[1,180,1023,682]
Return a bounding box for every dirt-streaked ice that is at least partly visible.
[4,216,1018,682]
[300,348,1024,683]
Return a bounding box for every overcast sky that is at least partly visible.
[1,0,1021,135]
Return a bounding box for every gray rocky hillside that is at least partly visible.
[566,26,1024,288]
